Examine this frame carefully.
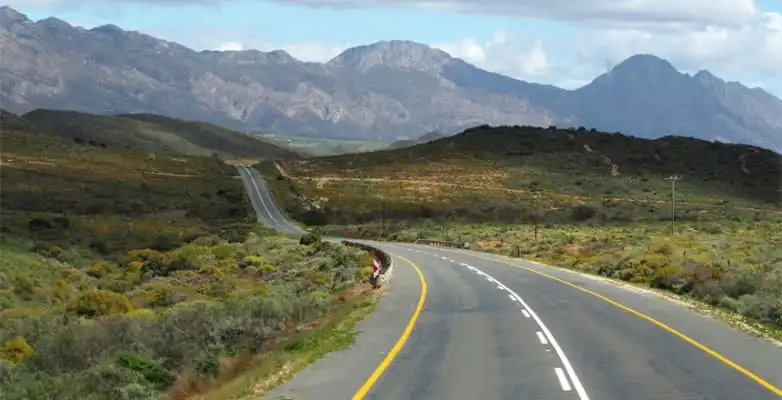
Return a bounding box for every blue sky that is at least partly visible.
[11,0,782,96]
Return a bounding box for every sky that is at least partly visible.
[9,0,782,97]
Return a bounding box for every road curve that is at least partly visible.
[236,165,782,400]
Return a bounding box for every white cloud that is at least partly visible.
[421,8,782,97]
[268,0,759,26]
[571,12,782,77]
[432,31,553,79]
[216,41,243,51]
[6,0,762,27]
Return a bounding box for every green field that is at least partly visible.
[258,133,391,156]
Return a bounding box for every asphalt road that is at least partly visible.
[236,165,308,236]
[237,165,782,400]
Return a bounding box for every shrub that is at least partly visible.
[211,242,235,260]
[67,289,134,317]
[115,352,174,390]
[125,308,156,320]
[0,307,45,320]
[88,260,117,278]
[0,336,34,364]
[299,232,321,246]
[570,205,597,221]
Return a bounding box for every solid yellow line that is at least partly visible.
[454,249,782,397]
[351,253,427,400]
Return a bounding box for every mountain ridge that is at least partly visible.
[2,6,780,151]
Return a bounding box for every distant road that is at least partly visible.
[235,165,782,400]
[236,165,308,236]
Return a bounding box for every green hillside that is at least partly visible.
[0,120,256,254]
[16,109,301,160]
[0,110,378,398]
[266,125,780,227]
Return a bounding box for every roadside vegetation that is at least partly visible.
[258,124,782,333]
[0,111,379,399]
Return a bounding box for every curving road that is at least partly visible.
[235,165,782,400]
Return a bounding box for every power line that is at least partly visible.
[664,175,682,234]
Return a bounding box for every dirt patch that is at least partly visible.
[139,170,196,178]
[737,149,759,175]
[315,177,332,188]
[1,155,60,167]
[583,144,620,176]
[274,162,292,179]
[563,244,586,255]
[224,159,260,166]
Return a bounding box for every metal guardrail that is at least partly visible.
[342,240,394,289]
[414,238,469,249]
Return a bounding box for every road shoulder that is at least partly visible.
[261,253,423,400]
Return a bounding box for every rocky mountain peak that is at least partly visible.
[606,54,681,80]
[327,40,453,72]
[0,5,31,27]
[693,69,724,86]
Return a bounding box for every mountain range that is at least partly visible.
[1,6,781,151]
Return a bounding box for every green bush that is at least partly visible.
[0,335,34,364]
[0,230,373,397]
[115,352,174,390]
[67,289,134,317]
[299,232,321,246]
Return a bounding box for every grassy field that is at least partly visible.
[0,112,380,399]
[258,133,390,157]
[257,124,782,333]
[6,109,301,160]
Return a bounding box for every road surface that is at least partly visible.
[235,165,782,400]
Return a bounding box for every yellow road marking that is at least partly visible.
[442,248,782,397]
[351,253,428,400]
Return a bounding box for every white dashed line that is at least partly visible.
[496,285,504,290]
[536,331,549,345]
[522,309,531,318]
[456,262,590,400]
[554,368,573,392]
[508,294,516,302]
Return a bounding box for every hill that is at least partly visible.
[260,125,781,227]
[387,131,445,150]
[0,117,259,254]
[0,107,379,399]
[2,6,781,150]
[6,109,301,160]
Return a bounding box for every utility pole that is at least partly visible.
[533,193,539,242]
[665,175,682,234]
[380,198,386,239]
